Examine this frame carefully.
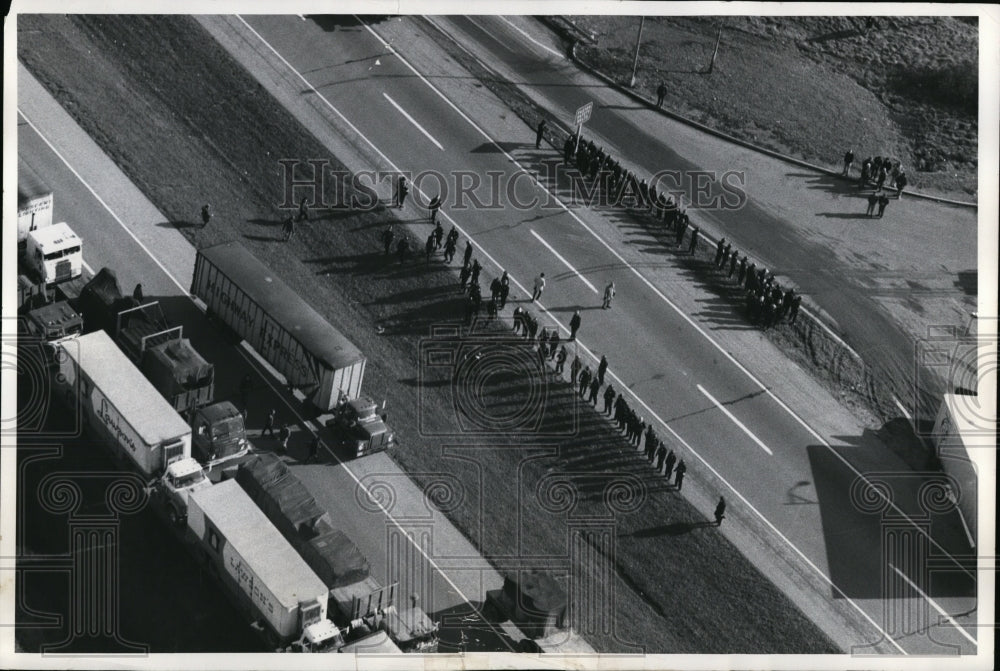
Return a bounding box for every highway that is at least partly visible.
[228,14,980,655]
[15,70,521,654]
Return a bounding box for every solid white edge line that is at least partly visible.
[360,17,975,587]
[20,105,491,637]
[495,16,565,60]
[382,91,445,151]
[889,563,978,647]
[530,229,599,293]
[697,384,774,456]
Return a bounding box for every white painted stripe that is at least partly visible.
[82,259,94,275]
[496,16,565,60]
[889,563,978,646]
[893,394,913,422]
[530,229,598,293]
[382,92,444,151]
[697,384,774,456]
[358,18,975,592]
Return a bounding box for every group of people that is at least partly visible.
[707,236,803,329]
[842,150,908,215]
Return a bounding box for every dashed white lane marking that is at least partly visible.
[382,92,444,151]
[889,563,977,646]
[697,384,774,456]
[496,15,565,60]
[530,229,598,293]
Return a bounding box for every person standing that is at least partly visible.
[443,233,457,263]
[490,276,502,302]
[262,409,276,438]
[132,283,144,303]
[588,376,601,405]
[463,241,473,268]
[578,365,592,397]
[535,118,547,149]
[895,171,907,199]
[877,193,890,218]
[425,233,436,264]
[433,221,444,249]
[296,197,310,222]
[597,355,608,387]
[459,264,471,290]
[570,355,582,386]
[602,282,615,309]
[499,271,511,309]
[394,175,409,208]
[655,444,667,472]
[382,225,395,256]
[663,450,676,480]
[842,149,854,177]
[655,82,666,108]
[714,496,727,526]
[569,310,582,340]
[789,295,802,324]
[555,346,567,375]
[201,203,212,228]
[603,384,616,415]
[866,192,879,217]
[531,273,546,302]
[674,459,687,490]
[470,259,482,288]
[278,423,291,452]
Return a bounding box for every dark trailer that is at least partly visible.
[192,241,365,411]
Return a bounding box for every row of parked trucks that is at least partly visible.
[17,160,427,653]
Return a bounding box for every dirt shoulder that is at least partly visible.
[17,14,838,654]
[569,15,978,202]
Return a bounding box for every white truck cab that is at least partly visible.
[159,457,212,525]
[24,222,83,285]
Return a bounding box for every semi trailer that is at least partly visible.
[235,453,438,652]
[192,242,395,456]
[55,330,211,524]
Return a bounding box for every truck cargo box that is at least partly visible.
[301,529,371,590]
[57,331,192,479]
[236,454,330,538]
[18,156,54,244]
[187,480,329,643]
[192,242,365,410]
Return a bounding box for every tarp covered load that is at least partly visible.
[301,528,370,589]
[236,454,329,539]
[144,338,214,393]
[79,267,130,334]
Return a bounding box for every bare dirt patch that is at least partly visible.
[18,14,838,654]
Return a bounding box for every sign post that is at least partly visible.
[573,102,593,156]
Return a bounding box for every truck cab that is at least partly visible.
[191,401,252,468]
[327,396,395,458]
[158,457,212,526]
[22,300,84,345]
[291,601,343,653]
[23,222,83,286]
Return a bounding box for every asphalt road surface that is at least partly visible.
[231,14,980,656]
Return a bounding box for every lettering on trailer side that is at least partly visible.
[201,277,257,332]
[228,552,275,617]
[259,314,319,386]
[95,392,140,456]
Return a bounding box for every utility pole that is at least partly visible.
[629,16,645,87]
[707,25,723,74]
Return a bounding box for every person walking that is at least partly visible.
[602,282,615,309]
[673,459,687,490]
[597,355,608,387]
[282,216,295,242]
[555,346,567,375]
[394,175,409,208]
[588,376,601,405]
[531,273,546,302]
[603,384,616,415]
[789,295,803,324]
[663,450,676,480]
[535,118,547,149]
[688,226,699,255]
[296,197,310,223]
[842,149,854,177]
[382,225,395,256]
[569,310,582,340]
[714,496,727,526]
[866,192,879,217]
[200,203,212,228]
[428,196,442,225]
[277,423,291,452]
[728,251,739,278]
[262,409,276,438]
[433,221,444,250]
[463,241,473,268]
[655,82,666,108]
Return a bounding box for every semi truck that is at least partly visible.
[186,479,348,653]
[236,454,439,652]
[54,330,212,525]
[192,242,395,456]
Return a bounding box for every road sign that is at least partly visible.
[574,102,593,127]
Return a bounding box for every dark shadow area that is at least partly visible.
[807,28,863,43]
[470,141,531,154]
[307,15,394,32]
[954,270,977,296]
[155,220,202,230]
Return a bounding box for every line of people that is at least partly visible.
[708,236,803,330]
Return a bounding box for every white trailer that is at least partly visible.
[17,156,54,245]
[191,242,366,411]
[186,479,341,651]
[57,330,193,480]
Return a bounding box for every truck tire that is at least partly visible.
[167,504,183,528]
